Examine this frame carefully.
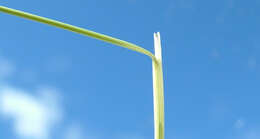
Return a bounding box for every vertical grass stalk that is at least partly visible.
[152,32,165,139]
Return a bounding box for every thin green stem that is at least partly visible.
[0,6,156,61]
[153,32,164,139]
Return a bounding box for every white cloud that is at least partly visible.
[0,86,62,139]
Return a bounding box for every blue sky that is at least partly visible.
[0,0,260,139]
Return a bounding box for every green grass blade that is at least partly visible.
[0,6,156,61]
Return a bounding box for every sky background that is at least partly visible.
[0,0,260,139]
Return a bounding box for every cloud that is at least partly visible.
[0,86,62,139]
[0,55,131,139]
[0,56,92,139]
